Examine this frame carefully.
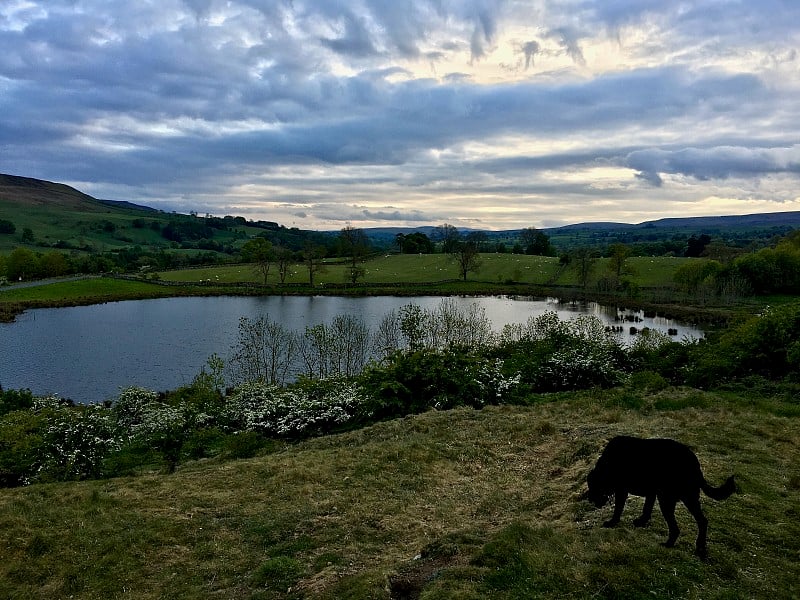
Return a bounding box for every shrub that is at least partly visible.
[685,303,800,386]
[531,344,626,392]
[34,403,121,483]
[223,378,369,438]
[0,387,34,417]
[360,349,520,419]
[0,409,48,486]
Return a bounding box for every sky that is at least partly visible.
[1,1,800,230]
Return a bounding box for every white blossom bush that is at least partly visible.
[128,402,189,442]
[533,345,626,392]
[433,358,522,410]
[34,404,122,482]
[113,386,160,430]
[223,379,370,437]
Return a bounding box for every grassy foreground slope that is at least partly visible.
[1,389,798,599]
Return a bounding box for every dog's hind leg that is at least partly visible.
[658,496,680,548]
[603,491,628,527]
[634,494,656,527]
[683,496,709,558]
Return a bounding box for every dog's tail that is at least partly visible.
[701,475,736,500]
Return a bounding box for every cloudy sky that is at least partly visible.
[2,1,799,230]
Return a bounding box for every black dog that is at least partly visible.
[586,436,735,557]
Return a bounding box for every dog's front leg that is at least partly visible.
[633,495,655,527]
[603,490,628,527]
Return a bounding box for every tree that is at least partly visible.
[302,242,326,286]
[241,237,274,284]
[571,247,597,289]
[0,219,15,234]
[396,232,434,254]
[607,243,632,278]
[228,316,298,385]
[21,228,34,244]
[520,227,552,255]
[452,239,482,282]
[39,251,70,277]
[6,247,39,280]
[274,246,294,284]
[685,234,712,258]
[339,226,370,284]
[435,223,461,253]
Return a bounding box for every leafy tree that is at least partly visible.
[396,232,434,254]
[241,237,274,284]
[673,259,723,296]
[685,234,711,257]
[607,243,632,278]
[39,251,71,277]
[6,247,38,280]
[520,227,553,256]
[20,228,34,243]
[0,219,15,234]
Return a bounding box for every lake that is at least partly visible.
[0,295,703,404]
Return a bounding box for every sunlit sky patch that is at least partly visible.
[2,0,800,230]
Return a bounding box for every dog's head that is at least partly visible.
[585,467,613,507]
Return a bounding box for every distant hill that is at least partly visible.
[0,174,111,211]
[363,212,800,238]
[98,199,159,212]
[2,173,799,255]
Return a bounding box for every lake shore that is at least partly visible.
[0,272,743,327]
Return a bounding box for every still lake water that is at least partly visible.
[0,295,703,404]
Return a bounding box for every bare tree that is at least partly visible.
[299,314,372,378]
[339,225,370,283]
[571,247,598,289]
[435,223,461,253]
[228,316,298,385]
[302,242,326,286]
[274,246,294,284]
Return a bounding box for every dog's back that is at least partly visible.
[597,436,705,497]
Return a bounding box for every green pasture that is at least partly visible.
[1,388,797,599]
[157,254,691,288]
[0,277,178,303]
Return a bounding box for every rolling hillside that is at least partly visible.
[2,173,799,256]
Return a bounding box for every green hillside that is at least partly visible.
[0,174,167,252]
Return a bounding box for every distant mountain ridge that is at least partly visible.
[3,172,800,236]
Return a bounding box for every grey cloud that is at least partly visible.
[625,146,800,185]
[320,12,379,57]
[361,209,428,222]
[521,40,540,69]
[546,27,586,66]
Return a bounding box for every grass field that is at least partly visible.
[0,387,798,599]
[156,254,691,288]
